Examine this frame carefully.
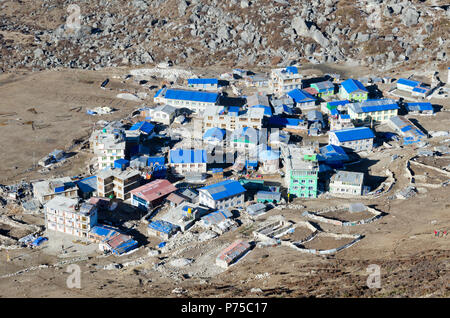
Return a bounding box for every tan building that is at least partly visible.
[97,169,141,201]
[33,177,78,204]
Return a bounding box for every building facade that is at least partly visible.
[329,170,364,196]
[153,88,219,114]
[329,127,375,152]
[96,169,141,201]
[348,99,399,123]
[169,149,207,176]
[339,79,368,101]
[45,196,98,239]
[198,179,246,210]
[270,66,303,95]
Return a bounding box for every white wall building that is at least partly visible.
[329,170,364,196]
[269,66,303,95]
[45,196,98,239]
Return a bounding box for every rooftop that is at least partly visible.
[341,79,368,94]
[331,170,364,185]
[131,179,177,203]
[331,127,375,142]
[157,88,219,103]
[349,99,399,113]
[199,179,246,201]
[169,149,207,164]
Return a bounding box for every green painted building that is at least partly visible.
[338,79,368,102]
[284,152,319,199]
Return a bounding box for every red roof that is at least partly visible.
[303,87,319,95]
[130,179,177,203]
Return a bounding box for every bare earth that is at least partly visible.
[0,65,449,298]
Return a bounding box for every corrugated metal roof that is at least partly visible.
[268,116,305,127]
[164,89,219,103]
[129,121,155,134]
[148,220,179,234]
[285,66,299,74]
[349,99,398,113]
[331,170,364,184]
[397,78,420,87]
[201,209,233,225]
[332,127,375,142]
[76,176,97,193]
[287,89,316,103]
[131,179,177,203]
[405,102,433,111]
[187,78,219,85]
[199,179,246,201]
[341,79,368,94]
[169,149,207,164]
[327,100,350,108]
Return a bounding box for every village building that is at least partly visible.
[147,220,180,240]
[90,127,127,169]
[203,127,226,147]
[404,102,434,115]
[348,99,399,123]
[96,168,141,201]
[328,127,375,152]
[329,114,354,131]
[187,78,220,90]
[318,144,350,168]
[141,105,177,125]
[388,116,427,145]
[216,240,251,268]
[45,196,97,239]
[338,79,368,101]
[322,99,351,115]
[198,179,246,210]
[168,149,207,176]
[287,88,317,110]
[270,66,303,95]
[268,117,308,132]
[130,179,177,210]
[310,81,335,97]
[256,191,282,204]
[33,177,78,204]
[282,146,319,199]
[203,106,265,133]
[153,87,219,114]
[258,149,280,174]
[396,78,432,98]
[329,170,365,196]
[230,127,261,154]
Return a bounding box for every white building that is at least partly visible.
[153,87,219,114]
[45,196,98,239]
[168,149,208,176]
[329,127,375,152]
[198,179,246,210]
[203,106,265,133]
[141,105,177,125]
[329,170,364,196]
[269,66,303,95]
[90,127,126,169]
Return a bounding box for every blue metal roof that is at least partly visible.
[319,144,349,162]
[330,108,339,116]
[397,78,420,87]
[169,149,207,164]
[287,89,316,103]
[285,66,299,74]
[412,87,427,94]
[340,114,350,119]
[129,121,155,134]
[188,78,219,85]
[328,100,350,107]
[199,179,246,201]
[148,220,179,234]
[90,225,118,238]
[203,127,226,141]
[76,176,97,193]
[269,116,304,127]
[341,79,368,94]
[147,156,165,167]
[165,89,219,103]
[405,102,433,111]
[332,127,375,142]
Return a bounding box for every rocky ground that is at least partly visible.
[0,0,449,72]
